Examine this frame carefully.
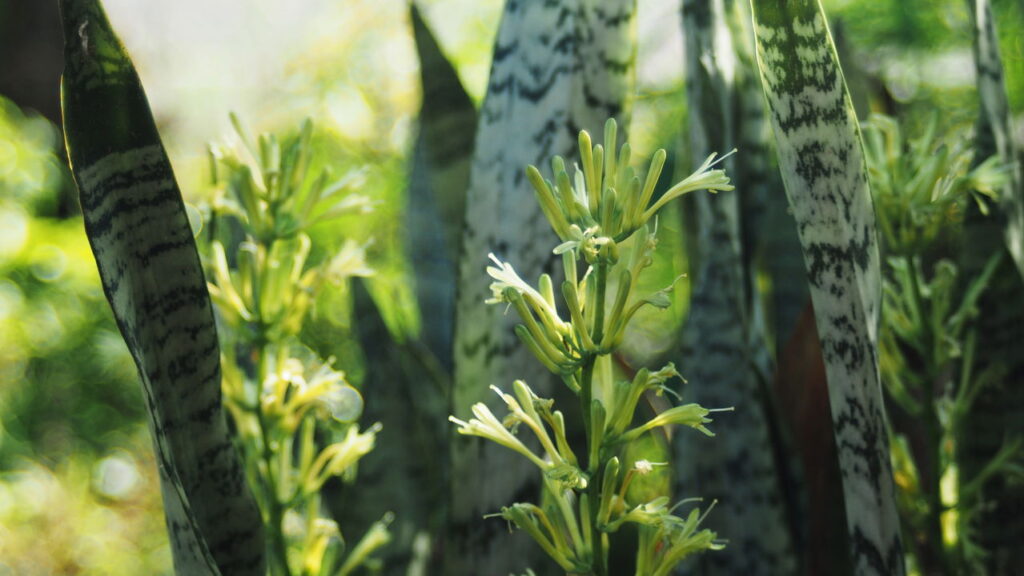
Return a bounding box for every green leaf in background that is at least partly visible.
[675,0,796,573]
[406,2,477,373]
[332,7,476,570]
[449,1,637,573]
[59,1,264,574]
[334,278,447,574]
[732,12,808,353]
[750,1,905,574]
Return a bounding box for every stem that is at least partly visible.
[255,344,292,576]
[581,262,609,446]
[924,402,950,575]
[545,477,586,554]
[904,256,930,359]
[591,262,608,351]
[261,423,292,576]
[905,256,951,575]
[579,261,609,576]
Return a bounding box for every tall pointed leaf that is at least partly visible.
[60,1,264,574]
[332,7,477,571]
[749,1,904,574]
[329,279,448,574]
[675,1,795,574]
[450,1,636,572]
[406,3,477,373]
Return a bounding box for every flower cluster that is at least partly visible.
[528,119,733,264]
[451,119,730,575]
[206,117,388,576]
[864,114,1009,256]
[486,222,687,393]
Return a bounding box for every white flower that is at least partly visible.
[634,460,667,475]
[615,496,671,527]
[449,397,549,470]
[553,225,603,261]
[641,151,736,222]
[622,404,731,442]
[485,254,566,330]
[306,425,378,491]
[326,239,375,283]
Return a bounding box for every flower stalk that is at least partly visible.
[450,119,729,575]
[205,117,388,576]
[866,114,1022,573]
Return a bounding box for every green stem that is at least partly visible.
[580,262,609,446]
[905,256,951,575]
[579,261,609,576]
[925,406,950,574]
[256,344,292,576]
[904,256,931,361]
[261,422,291,576]
[591,262,608,352]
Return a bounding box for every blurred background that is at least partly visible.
[1,0,1021,573]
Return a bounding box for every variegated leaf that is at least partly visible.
[749,1,904,574]
[675,1,795,573]
[60,1,264,574]
[450,0,636,573]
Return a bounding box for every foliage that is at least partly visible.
[866,114,1024,573]
[0,94,167,574]
[204,116,388,576]
[0,433,171,575]
[829,0,1024,114]
[0,97,141,468]
[450,119,731,575]
[866,115,1007,257]
[3,1,1024,574]
[0,98,66,214]
[752,1,906,572]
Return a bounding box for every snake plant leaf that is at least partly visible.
[675,1,796,574]
[750,1,905,574]
[327,278,448,573]
[406,3,476,373]
[59,1,264,574]
[450,1,636,573]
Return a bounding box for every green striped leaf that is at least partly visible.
[450,1,636,572]
[328,8,476,570]
[749,1,905,574]
[675,1,796,573]
[59,1,264,574]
